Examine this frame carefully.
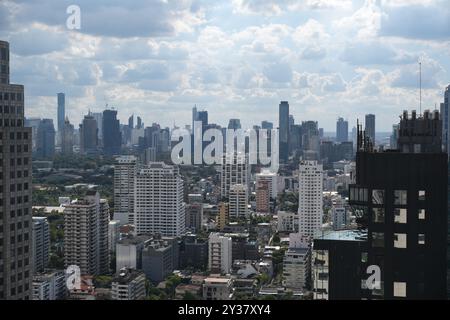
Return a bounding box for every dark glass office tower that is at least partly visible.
[279,101,289,162]
[349,110,447,299]
[102,109,122,156]
[36,119,55,159]
[79,114,98,155]
[365,114,375,146]
[0,40,33,300]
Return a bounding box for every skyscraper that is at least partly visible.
[441,85,450,153]
[36,119,55,159]
[64,191,110,275]
[57,93,65,133]
[134,163,185,237]
[336,117,349,143]
[279,101,290,162]
[365,114,375,146]
[32,217,50,273]
[229,184,248,218]
[0,40,33,299]
[261,121,273,130]
[113,156,137,225]
[61,118,74,155]
[298,160,323,239]
[227,119,241,130]
[103,109,122,156]
[79,114,98,155]
[349,112,447,299]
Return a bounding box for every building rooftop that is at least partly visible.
[113,268,144,285]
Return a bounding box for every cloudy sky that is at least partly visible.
[1,0,449,131]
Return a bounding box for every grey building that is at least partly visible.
[0,40,34,299]
[111,268,146,300]
[179,235,208,271]
[142,237,179,283]
[32,217,50,273]
[336,117,349,143]
[61,118,74,155]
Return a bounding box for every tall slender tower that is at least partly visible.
[57,93,65,132]
[279,101,290,162]
[298,160,323,239]
[0,40,33,299]
[365,114,376,146]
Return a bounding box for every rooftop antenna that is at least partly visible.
[419,61,422,116]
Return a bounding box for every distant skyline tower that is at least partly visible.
[103,109,122,156]
[227,118,241,130]
[128,114,134,129]
[336,117,349,143]
[80,114,98,155]
[261,121,273,130]
[61,117,74,155]
[365,114,376,146]
[36,118,56,159]
[57,93,65,132]
[279,101,290,162]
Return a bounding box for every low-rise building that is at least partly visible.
[111,268,146,300]
[203,277,233,300]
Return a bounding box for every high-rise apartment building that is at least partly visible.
[134,162,185,237]
[217,202,229,231]
[228,184,248,219]
[298,160,323,239]
[32,270,67,300]
[185,203,203,233]
[0,40,33,300]
[32,217,50,273]
[64,191,110,275]
[256,180,270,213]
[220,153,249,199]
[113,155,137,225]
[279,101,290,162]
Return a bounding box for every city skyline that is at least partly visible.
[0,0,449,131]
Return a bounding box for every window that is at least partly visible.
[394,233,407,249]
[372,232,384,248]
[394,190,407,205]
[418,209,426,220]
[372,190,384,204]
[372,208,385,223]
[394,208,407,224]
[418,190,426,201]
[418,234,425,245]
[393,282,407,298]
